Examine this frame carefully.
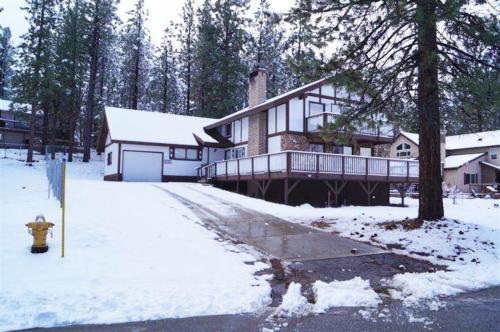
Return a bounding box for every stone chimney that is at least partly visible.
[247,68,267,156]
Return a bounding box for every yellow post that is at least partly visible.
[61,162,66,258]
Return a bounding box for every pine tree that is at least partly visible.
[0,23,14,98]
[176,0,196,115]
[118,0,151,110]
[148,25,181,113]
[250,0,292,97]
[192,0,220,117]
[293,1,498,220]
[83,0,117,162]
[211,0,249,117]
[54,0,89,161]
[14,0,60,162]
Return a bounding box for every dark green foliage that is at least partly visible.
[0,21,14,98]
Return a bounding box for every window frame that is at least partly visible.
[169,147,202,161]
[464,173,478,185]
[490,148,498,160]
[107,151,112,166]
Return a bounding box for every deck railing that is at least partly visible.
[305,113,394,137]
[199,151,419,181]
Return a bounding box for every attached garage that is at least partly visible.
[98,107,226,182]
[122,151,163,182]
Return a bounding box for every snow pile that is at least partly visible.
[387,262,500,305]
[273,283,312,317]
[273,278,381,318]
[313,277,382,313]
[0,157,271,331]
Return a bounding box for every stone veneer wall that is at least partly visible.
[281,133,310,151]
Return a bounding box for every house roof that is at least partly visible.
[397,130,419,145]
[446,130,500,150]
[104,107,218,147]
[480,161,500,171]
[444,153,486,169]
[204,78,327,130]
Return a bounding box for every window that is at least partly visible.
[464,173,478,185]
[267,104,286,134]
[234,147,246,159]
[490,148,498,160]
[360,147,372,156]
[309,144,324,153]
[170,147,201,161]
[309,102,324,116]
[333,146,352,155]
[107,152,112,166]
[396,143,412,158]
[224,123,232,138]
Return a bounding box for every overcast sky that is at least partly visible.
[0,0,293,46]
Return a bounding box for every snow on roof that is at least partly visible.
[105,107,218,146]
[480,161,500,171]
[399,131,419,145]
[444,153,486,169]
[446,130,500,150]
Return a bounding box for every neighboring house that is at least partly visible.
[390,129,500,193]
[389,130,446,171]
[99,69,419,206]
[445,131,500,192]
[0,99,35,145]
[97,107,225,182]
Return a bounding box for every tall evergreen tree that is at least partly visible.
[0,22,14,98]
[177,0,196,115]
[192,0,220,117]
[211,0,249,117]
[83,0,117,162]
[250,0,292,97]
[293,1,498,220]
[54,0,89,161]
[14,0,60,162]
[148,25,181,113]
[118,0,151,110]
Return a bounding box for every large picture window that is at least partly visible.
[170,147,201,161]
[396,143,411,158]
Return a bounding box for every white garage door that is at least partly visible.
[122,151,163,182]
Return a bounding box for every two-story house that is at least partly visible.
[390,129,500,193]
[0,99,36,145]
[99,69,419,207]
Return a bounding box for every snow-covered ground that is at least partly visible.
[0,154,271,331]
[170,183,500,308]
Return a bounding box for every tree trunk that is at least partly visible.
[83,19,100,163]
[27,1,47,163]
[41,99,49,154]
[416,0,444,221]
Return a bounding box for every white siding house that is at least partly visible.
[98,107,223,182]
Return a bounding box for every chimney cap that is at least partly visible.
[249,67,266,79]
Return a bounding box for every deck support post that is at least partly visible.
[359,181,379,206]
[324,180,347,207]
[284,179,289,205]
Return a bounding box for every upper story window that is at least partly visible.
[107,152,112,166]
[224,123,232,138]
[396,143,411,157]
[267,104,286,135]
[309,102,325,116]
[490,148,498,160]
[309,144,324,153]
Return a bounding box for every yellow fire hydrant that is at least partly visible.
[26,215,55,253]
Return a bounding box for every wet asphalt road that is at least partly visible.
[24,287,500,331]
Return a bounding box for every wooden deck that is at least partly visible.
[198,151,419,183]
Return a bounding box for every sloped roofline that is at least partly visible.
[394,131,419,146]
[204,78,327,130]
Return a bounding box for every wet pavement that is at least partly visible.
[155,185,386,261]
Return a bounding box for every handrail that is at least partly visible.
[199,150,418,181]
